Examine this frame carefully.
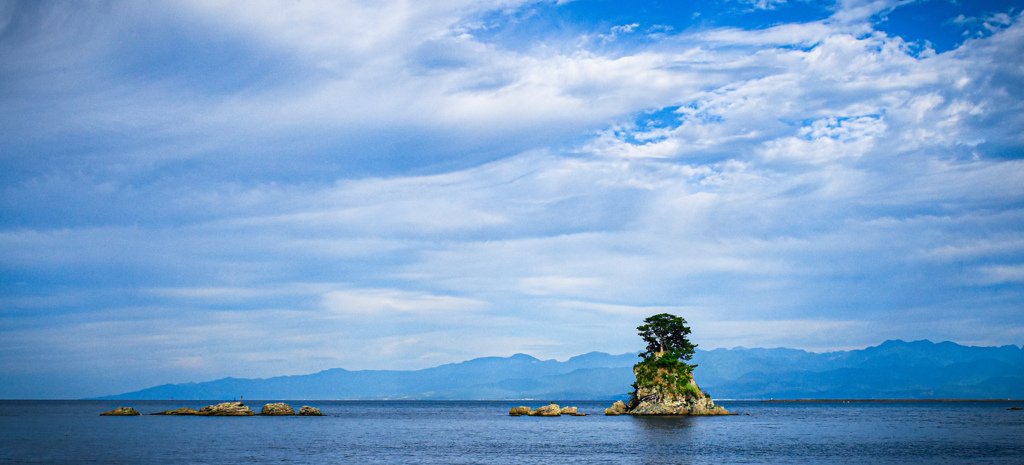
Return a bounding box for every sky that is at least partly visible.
[1,0,1022,399]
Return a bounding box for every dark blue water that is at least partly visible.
[2,400,1023,464]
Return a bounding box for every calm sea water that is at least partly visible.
[1,400,1023,464]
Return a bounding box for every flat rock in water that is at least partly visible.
[197,402,255,416]
[101,407,140,416]
[298,406,323,416]
[559,406,578,415]
[261,402,295,415]
[150,407,199,415]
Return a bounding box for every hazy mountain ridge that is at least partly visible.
[98,340,1024,400]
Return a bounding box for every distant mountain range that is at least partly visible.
[98,340,1024,400]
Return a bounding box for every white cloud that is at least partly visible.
[2,0,1023,397]
[323,289,489,317]
[971,265,1024,285]
[761,115,886,163]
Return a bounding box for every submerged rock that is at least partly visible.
[197,402,255,416]
[531,402,562,416]
[1008,407,1023,411]
[509,406,533,416]
[150,407,199,415]
[298,406,323,416]
[604,400,628,416]
[101,407,140,416]
[261,402,295,415]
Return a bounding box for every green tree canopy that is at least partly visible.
[637,313,697,368]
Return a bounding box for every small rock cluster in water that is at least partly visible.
[101,402,322,416]
[100,407,140,416]
[508,402,586,416]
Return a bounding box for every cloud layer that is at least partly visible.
[1,0,1022,397]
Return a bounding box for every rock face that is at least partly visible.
[197,402,255,416]
[604,400,628,416]
[150,407,199,415]
[605,353,732,416]
[298,406,323,416]
[101,407,140,416]
[622,366,732,416]
[261,402,295,415]
[509,406,533,416]
[628,389,730,415]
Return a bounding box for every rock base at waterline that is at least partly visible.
[629,396,734,416]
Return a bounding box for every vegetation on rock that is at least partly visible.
[630,313,699,407]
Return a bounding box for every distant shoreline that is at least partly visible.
[758,399,1024,403]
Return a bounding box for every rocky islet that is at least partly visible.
[261,402,295,415]
[603,359,734,416]
[150,407,199,415]
[100,407,140,416]
[102,402,323,417]
[508,402,587,417]
[606,313,734,416]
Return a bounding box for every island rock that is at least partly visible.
[261,402,295,415]
[298,406,323,416]
[101,407,140,416]
[617,314,733,416]
[197,402,255,416]
[559,406,578,415]
[150,407,199,415]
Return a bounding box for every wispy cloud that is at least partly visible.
[1,1,1022,398]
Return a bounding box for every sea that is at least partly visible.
[1,400,1023,464]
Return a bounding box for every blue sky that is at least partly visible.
[1,0,1023,398]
